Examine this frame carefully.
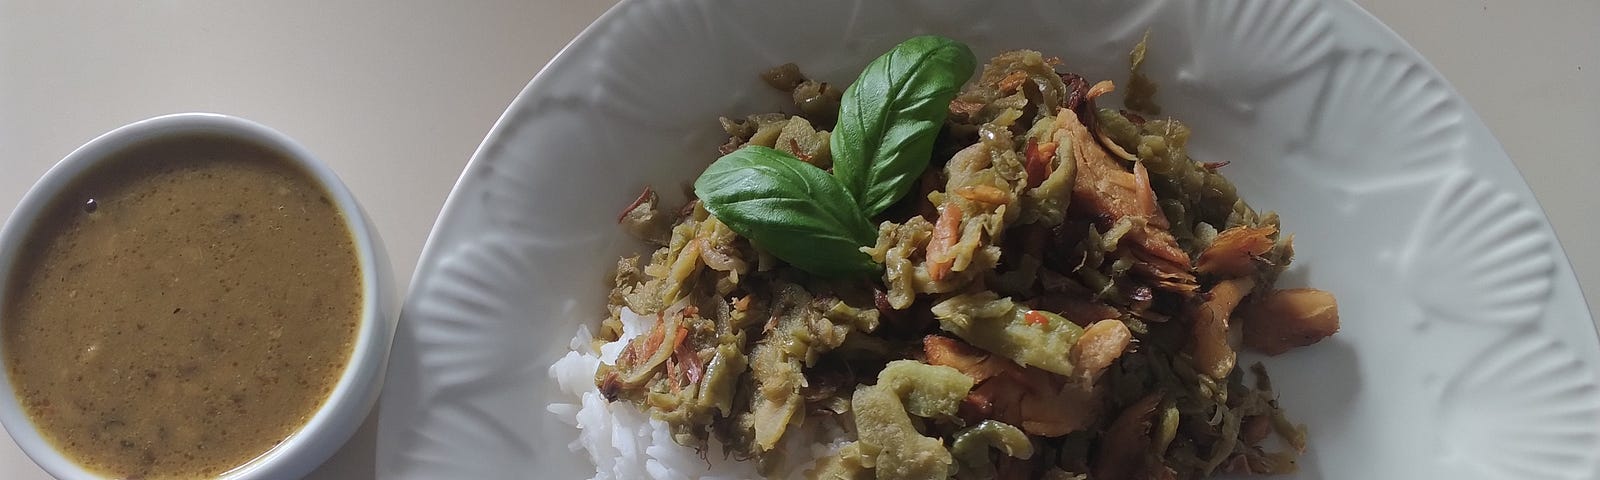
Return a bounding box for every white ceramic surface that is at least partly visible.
[0,114,400,480]
[375,0,1600,479]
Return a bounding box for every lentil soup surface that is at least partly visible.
[2,136,362,478]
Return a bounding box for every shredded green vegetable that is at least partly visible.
[587,34,1338,480]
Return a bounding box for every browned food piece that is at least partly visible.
[923,335,1011,382]
[959,379,1011,427]
[1195,225,1278,277]
[997,69,1029,93]
[1024,139,1059,188]
[1060,72,1090,117]
[1191,276,1255,380]
[949,98,986,121]
[983,367,1099,437]
[1093,393,1162,480]
[1132,161,1160,228]
[616,186,673,245]
[1129,249,1200,296]
[923,335,1112,437]
[1069,319,1133,385]
[1241,288,1340,355]
[927,202,964,281]
[956,185,1011,205]
[1086,80,1115,100]
[1059,108,1193,272]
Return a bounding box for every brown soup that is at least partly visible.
[2,136,362,479]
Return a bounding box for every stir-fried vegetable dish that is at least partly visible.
[593,35,1340,480]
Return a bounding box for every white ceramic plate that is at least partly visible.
[374,0,1600,478]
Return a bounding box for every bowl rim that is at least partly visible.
[0,112,391,480]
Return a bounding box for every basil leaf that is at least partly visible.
[694,146,879,277]
[834,35,977,216]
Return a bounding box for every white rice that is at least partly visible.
[547,308,845,480]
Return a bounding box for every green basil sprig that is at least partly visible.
[833,35,976,216]
[691,36,975,277]
[694,146,878,277]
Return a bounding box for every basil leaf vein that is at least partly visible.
[694,146,878,277]
[834,35,977,216]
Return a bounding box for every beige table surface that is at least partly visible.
[1,0,1595,478]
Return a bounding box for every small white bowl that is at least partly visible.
[0,113,399,480]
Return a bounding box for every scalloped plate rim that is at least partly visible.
[1334,1,1593,300]
[376,0,1600,478]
